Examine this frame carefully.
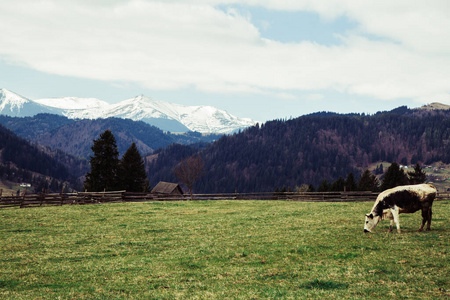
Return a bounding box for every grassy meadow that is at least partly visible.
[0,200,449,299]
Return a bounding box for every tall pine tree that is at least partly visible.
[380,162,409,191]
[84,130,120,192]
[407,163,427,184]
[119,143,149,192]
[345,173,357,191]
[357,169,379,192]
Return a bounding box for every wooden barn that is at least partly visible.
[151,181,184,196]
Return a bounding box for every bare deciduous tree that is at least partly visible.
[174,155,205,200]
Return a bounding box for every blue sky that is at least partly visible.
[226,6,356,45]
[1,1,449,122]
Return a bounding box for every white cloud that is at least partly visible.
[0,0,449,106]
[304,93,324,102]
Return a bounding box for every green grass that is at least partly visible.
[0,200,449,299]
[0,180,19,196]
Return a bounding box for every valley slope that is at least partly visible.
[0,124,83,193]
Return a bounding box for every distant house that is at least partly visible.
[151,181,184,196]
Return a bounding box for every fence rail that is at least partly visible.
[0,190,449,209]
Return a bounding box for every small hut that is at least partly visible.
[151,181,184,196]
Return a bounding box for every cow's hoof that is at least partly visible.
[426,228,431,231]
[417,229,423,232]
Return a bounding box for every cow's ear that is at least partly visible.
[369,213,374,219]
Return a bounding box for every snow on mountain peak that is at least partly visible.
[62,94,256,133]
[1,89,257,134]
[35,96,109,110]
[0,88,59,117]
[0,88,30,108]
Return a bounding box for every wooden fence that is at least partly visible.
[0,190,449,209]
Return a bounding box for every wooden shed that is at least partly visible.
[151,181,184,195]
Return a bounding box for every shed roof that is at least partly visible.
[151,181,183,195]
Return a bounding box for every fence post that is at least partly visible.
[60,186,65,206]
[40,188,45,206]
[20,187,27,208]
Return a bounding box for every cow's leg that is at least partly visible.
[388,220,394,233]
[427,207,432,231]
[391,208,401,233]
[418,207,430,232]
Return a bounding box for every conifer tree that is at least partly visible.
[380,162,409,191]
[407,163,427,184]
[345,173,357,191]
[357,169,379,192]
[119,143,149,192]
[331,177,345,191]
[84,130,120,192]
[317,179,330,192]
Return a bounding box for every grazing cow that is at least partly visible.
[364,184,437,233]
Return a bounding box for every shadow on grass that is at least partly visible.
[179,258,206,270]
[0,280,20,289]
[300,279,349,290]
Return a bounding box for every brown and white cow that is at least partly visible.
[364,184,437,233]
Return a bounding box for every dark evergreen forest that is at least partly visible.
[0,124,79,192]
[147,107,450,193]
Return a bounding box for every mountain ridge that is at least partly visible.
[0,114,220,159]
[35,96,109,110]
[0,88,59,117]
[0,88,256,134]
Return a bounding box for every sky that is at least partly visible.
[0,0,449,122]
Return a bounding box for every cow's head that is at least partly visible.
[364,213,380,233]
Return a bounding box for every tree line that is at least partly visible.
[308,162,427,193]
[84,129,429,195]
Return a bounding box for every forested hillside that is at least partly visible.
[0,124,80,192]
[147,107,450,193]
[2,106,449,194]
[0,114,220,159]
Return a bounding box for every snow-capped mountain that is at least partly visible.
[0,88,57,117]
[35,97,108,110]
[0,89,257,134]
[62,95,256,134]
